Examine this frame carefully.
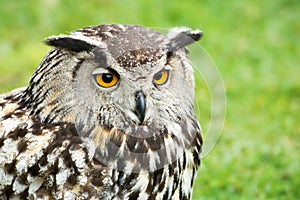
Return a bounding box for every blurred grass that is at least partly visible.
[0,0,299,199]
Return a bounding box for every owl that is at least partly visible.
[0,24,203,200]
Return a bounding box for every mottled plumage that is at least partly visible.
[0,24,203,199]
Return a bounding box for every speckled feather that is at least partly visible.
[0,24,203,200]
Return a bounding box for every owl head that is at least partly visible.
[23,24,202,172]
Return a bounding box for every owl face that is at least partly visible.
[74,45,194,134]
[27,25,202,171]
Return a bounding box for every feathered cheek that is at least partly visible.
[97,106,116,129]
[157,105,183,124]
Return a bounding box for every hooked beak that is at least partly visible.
[135,91,146,125]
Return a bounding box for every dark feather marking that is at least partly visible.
[128,191,139,200]
[4,186,13,199]
[162,191,169,200]
[177,159,182,175]
[50,160,59,190]
[91,167,105,187]
[182,152,187,168]
[83,147,91,163]
[71,58,85,79]
[67,174,78,186]
[169,162,179,196]
[126,135,148,153]
[4,160,16,173]
[0,101,5,107]
[0,138,4,149]
[193,144,201,166]
[17,173,28,185]
[1,113,12,120]
[168,30,202,53]
[166,50,174,62]
[62,149,73,168]
[45,37,96,52]
[116,170,126,186]
[125,135,137,152]
[157,172,166,193]
[8,123,28,140]
[39,154,48,166]
[168,162,174,177]
[191,167,196,188]
[116,171,138,192]
[36,187,51,199]
[31,122,44,135]
[28,163,41,177]
[69,135,82,145]
[20,188,29,199]
[17,139,27,153]
[146,135,163,151]
[146,168,163,198]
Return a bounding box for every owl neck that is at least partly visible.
[21,49,84,124]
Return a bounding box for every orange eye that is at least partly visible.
[94,71,119,88]
[153,69,169,86]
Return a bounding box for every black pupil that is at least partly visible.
[154,71,163,80]
[102,73,113,83]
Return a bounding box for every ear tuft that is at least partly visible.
[167,27,203,52]
[45,35,96,52]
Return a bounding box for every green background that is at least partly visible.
[0,0,299,199]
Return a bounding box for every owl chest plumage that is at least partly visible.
[0,93,201,200]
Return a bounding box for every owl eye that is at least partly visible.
[94,70,119,88]
[153,69,169,86]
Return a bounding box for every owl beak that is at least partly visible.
[135,90,146,124]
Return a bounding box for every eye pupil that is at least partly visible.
[153,71,162,81]
[102,73,113,83]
